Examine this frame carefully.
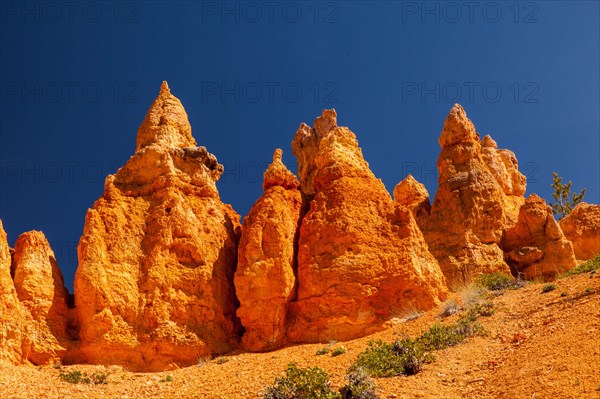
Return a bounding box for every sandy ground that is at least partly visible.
[1,272,599,399]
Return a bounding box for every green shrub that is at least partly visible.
[475,273,518,291]
[262,364,340,399]
[59,370,108,384]
[417,320,482,351]
[560,292,568,297]
[351,340,409,378]
[466,301,495,320]
[560,254,600,277]
[316,347,330,356]
[59,371,84,384]
[331,347,346,357]
[339,367,379,399]
[542,284,556,293]
[351,338,430,378]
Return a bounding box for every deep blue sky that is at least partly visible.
[1,1,598,291]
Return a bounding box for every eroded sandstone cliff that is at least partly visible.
[423,104,526,288]
[286,109,448,343]
[74,82,242,371]
[1,87,596,370]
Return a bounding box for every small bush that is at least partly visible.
[560,254,600,277]
[542,284,557,293]
[466,301,495,319]
[59,371,84,384]
[262,364,340,399]
[339,367,379,399]
[331,347,346,357]
[439,299,461,318]
[418,321,478,351]
[90,371,109,384]
[351,338,430,378]
[475,273,518,291]
[215,356,229,364]
[585,288,593,294]
[560,292,568,297]
[160,374,173,382]
[59,370,108,384]
[351,340,410,378]
[316,347,330,356]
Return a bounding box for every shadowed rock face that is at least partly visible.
[234,149,304,351]
[503,194,577,280]
[424,104,526,288]
[287,109,448,343]
[559,202,600,261]
[74,82,242,372]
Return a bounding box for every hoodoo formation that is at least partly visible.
[0,83,596,370]
[74,82,242,371]
[423,104,526,288]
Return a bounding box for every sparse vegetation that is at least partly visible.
[550,172,586,220]
[262,364,340,399]
[339,367,379,399]
[59,370,109,385]
[418,319,484,351]
[316,347,330,356]
[585,288,593,294]
[475,273,521,291]
[560,292,568,297]
[439,299,461,318]
[542,284,557,293]
[215,356,229,364]
[350,339,429,378]
[560,254,600,277]
[331,347,346,357]
[466,300,495,319]
[351,304,487,379]
[160,374,173,383]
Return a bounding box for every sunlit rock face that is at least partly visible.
[0,222,71,366]
[559,202,600,261]
[503,194,577,281]
[423,104,526,288]
[235,149,304,351]
[287,109,448,343]
[74,82,242,372]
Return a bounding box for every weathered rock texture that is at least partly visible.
[0,222,71,365]
[287,109,448,343]
[393,174,431,228]
[234,149,304,351]
[503,195,577,280]
[12,231,71,364]
[0,220,30,364]
[559,202,600,261]
[74,82,241,371]
[424,104,526,287]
